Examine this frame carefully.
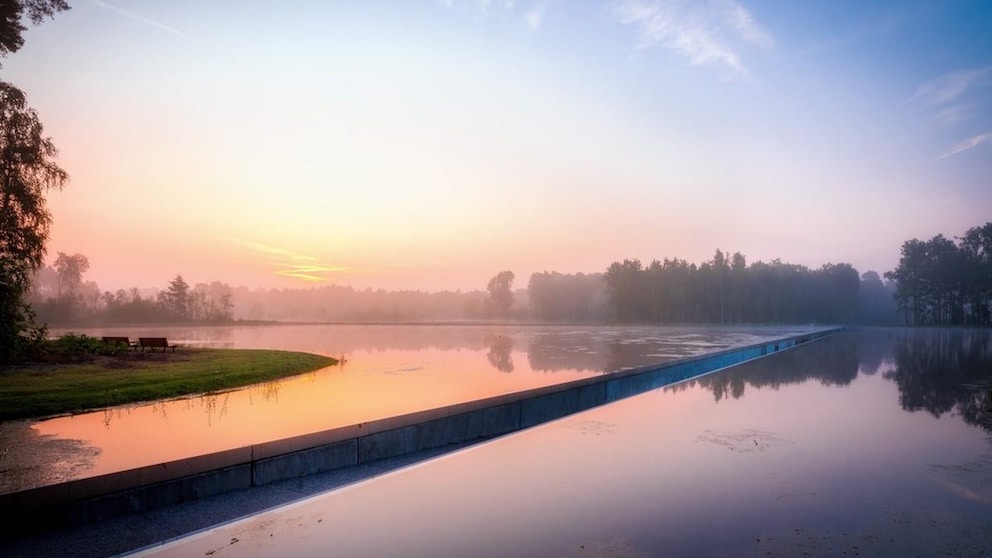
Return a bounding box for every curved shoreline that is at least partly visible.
[0,349,338,421]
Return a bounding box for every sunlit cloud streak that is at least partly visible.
[231,239,315,263]
[275,264,349,282]
[937,133,991,160]
[93,0,188,37]
[230,239,350,282]
[611,0,773,76]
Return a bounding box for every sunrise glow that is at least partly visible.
[4,0,990,292]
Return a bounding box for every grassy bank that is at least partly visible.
[0,349,337,421]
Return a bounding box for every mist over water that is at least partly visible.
[131,328,992,558]
[1,324,815,493]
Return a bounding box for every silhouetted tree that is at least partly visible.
[0,1,69,361]
[27,251,91,323]
[158,274,191,320]
[486,270,515,317]
[190,281,235,322]
[601,252,860,325]
[0,1,69,64]
[710,249,730,323]
[53,251,88,298]
[729,251,747,322]
[102,287,169,323]
[959,222,992,325]
[0,84,67,359]
[814,262,860,323]
[886,223,991,326]
[604,259,647,322]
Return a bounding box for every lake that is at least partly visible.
[132,327,992,558]
[0,324,815,493]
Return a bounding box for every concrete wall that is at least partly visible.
[0,328,841,534]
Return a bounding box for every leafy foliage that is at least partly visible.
[0,1,69,362]
[885,222,992,325]
[1,82,68,361]
[0,0,68,64]
[595,250,879,324]
[486,270,515,317]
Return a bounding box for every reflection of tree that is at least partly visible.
[486,335,514,373]
[676,332,867,402]
[856,328,893,375]
[885,329,992,431]
[678,329,992,435]
[199,393,230,426]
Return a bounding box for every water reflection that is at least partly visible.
[486,335,514,373]
[886,328,992,431]
[677,328,992,434]
[135,329,992,558]
[673,332,863,401]
[2,324,815,492]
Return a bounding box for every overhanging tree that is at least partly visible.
[0,0,70,361]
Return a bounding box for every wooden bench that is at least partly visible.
[101,336,137,350]
[138,337,179,353]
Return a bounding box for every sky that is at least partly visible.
[4,0,991,292]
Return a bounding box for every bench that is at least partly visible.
[101,336,137,350]
[138,337,179,353]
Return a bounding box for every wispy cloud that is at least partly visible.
[525,1,550,29]
[937,133,991,160]
[909,67,992,159]
[611,0,773,77]
[93,0,188,37]
[933,103,975,128]
[442,0,550,29]
[909,67,990,108]
[796,14,903,56]
[231,239,349,282]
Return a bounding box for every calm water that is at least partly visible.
[133,328,992,558]
[0,324,814,493]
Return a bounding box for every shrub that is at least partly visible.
[35,332,128,362]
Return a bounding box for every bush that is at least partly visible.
[31,332,128,362]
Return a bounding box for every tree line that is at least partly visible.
[528,251,898,325]
[28,254,234,325]
[22,248,900,327]
[2,1,987,364]
[18,225,992,329]
[885,222,992,326]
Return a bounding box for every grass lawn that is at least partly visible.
[0,349,337,421]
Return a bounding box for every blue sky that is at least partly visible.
[4,0,991,290]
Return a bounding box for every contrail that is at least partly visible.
[93,0,188,37]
